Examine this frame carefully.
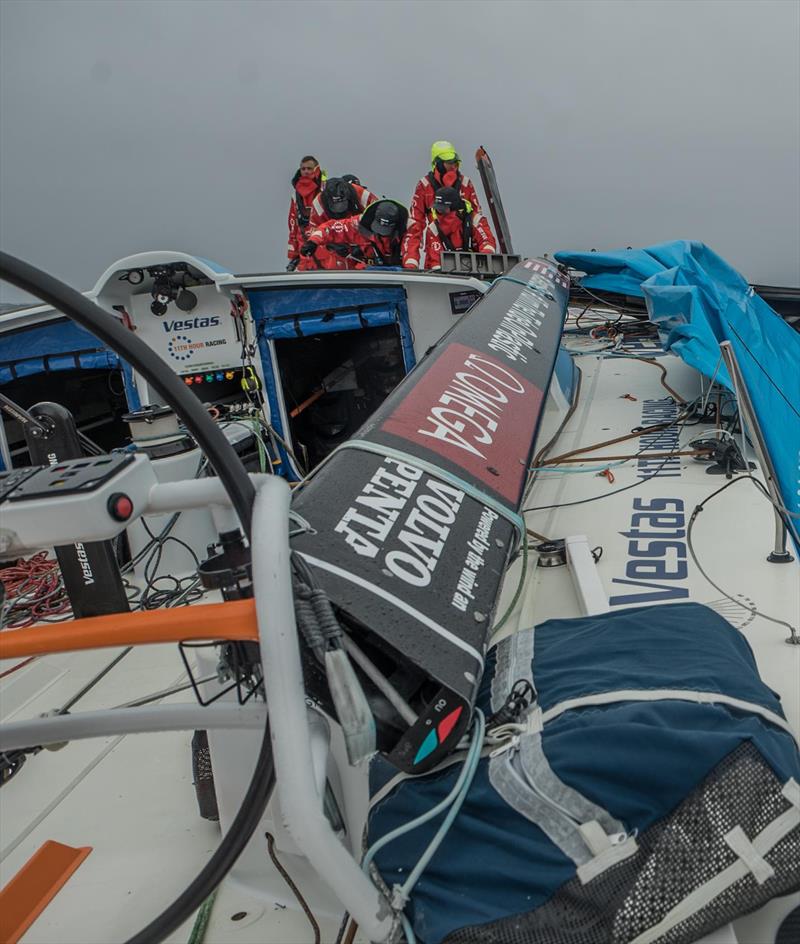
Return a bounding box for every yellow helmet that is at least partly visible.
[430,140,460,166]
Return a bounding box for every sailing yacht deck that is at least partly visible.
[1,301,798,944]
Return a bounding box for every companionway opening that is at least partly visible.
[274,324,405,469]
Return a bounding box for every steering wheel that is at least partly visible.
[0,251,274,944]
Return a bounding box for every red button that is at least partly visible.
[107,492,134,521]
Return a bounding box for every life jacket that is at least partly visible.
[360,235,402,267]
[291,168,323,232]
[432,209,473,252]
[426,164,462,195]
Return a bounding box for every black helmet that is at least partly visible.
[342,174,361,186]
[321,178,358,218]
[433,186,464,215]
[369,201,401,236]
[359,200,409,240]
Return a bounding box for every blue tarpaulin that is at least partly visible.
[0,318,119,385]
[555,241,800,550]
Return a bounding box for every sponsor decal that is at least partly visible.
[75,543,95,585]
[166,333,229,362]
[334,457,465,589]
[381,343,542,503]
[620,337,667,357]
[637,399,682,479]
[609,497,689,606]
[487,284,549,364]
[161,316,221,332]
[523,259,570,290]
[45,451,94,584]
[452,507,498,612]
[167,334,195,362]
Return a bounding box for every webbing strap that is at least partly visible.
[541,689,798,744]
[332,438,526,542]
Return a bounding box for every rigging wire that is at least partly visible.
[686,475,798,641]
[724,318,800,422]
[571,283,647,317]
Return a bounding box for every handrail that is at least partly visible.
[0,599,258,660]
[719,341,796,563]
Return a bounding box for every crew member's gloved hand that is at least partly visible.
[349,246,364,260]
[300,242,318,257]
[286,258,299,271]
[331,244,351,257]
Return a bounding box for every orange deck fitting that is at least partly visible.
[0,840,92,944]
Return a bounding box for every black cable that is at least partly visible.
[573,300,594,331]
[573,283,645,318]
[523,403,697,513]
[126,722,275,944]
[686,475,798,639]
[58,647,133,714]
[334,912,352,944]
[265,832,321,944]
[0,252,274,944]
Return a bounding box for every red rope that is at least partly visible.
[1,552,72,629]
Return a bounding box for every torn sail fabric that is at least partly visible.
[554,241,800,551]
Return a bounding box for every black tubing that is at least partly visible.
[0,252,274,943]
[0,251,256,539]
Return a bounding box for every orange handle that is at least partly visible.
[0,599,258,661]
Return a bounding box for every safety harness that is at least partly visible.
[432,210,474,252]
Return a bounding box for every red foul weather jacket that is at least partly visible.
[417,209,496,270]
[402,169,482,269]
[287,169,324,262]
[307,183,380,229]
[298,216,402,271]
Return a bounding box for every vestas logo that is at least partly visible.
[609,497,689,607]
[161,316,220,332]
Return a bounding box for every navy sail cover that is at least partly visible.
[367,603,800,943]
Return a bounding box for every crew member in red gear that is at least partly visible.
[413,187,496,271]
[403,140,484,269]
[307,176,380,228]
[287,155,325,271]
[299,200,408,271]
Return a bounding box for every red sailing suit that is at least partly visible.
[298,216,402,271]
[418,209,496,270]
[402,168,482,269]
[287,168,324,263]
[307,183,380,228]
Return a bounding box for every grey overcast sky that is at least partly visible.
[1,0,798,303]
